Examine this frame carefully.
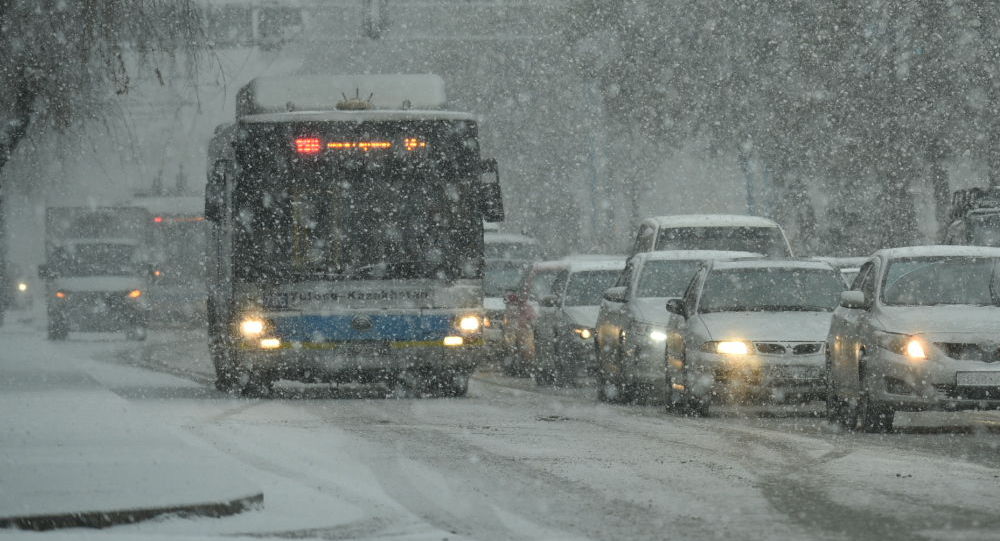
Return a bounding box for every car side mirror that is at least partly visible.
[665,298,687,318]
[603,286,627,303]
[540,295,560,308]
[840,290,869,310]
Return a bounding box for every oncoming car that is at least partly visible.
[664,259,845,414]
[595,250,758,403]
[826,246,1000,432]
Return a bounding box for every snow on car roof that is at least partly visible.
[564,258,627,272]
[811,256,870,269]
[239,74,448,116]
[484,232,539,245]
[241,109,478,124]
[875,245,1000,259]
[711,258,836,271]
[632,250,762,263]
[643,214,781,229]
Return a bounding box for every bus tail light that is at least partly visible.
[294,137,322,155]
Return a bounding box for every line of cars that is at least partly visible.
[491,215,1000,432]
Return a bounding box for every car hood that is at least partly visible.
[630,297,674,326]
[563,306,600,328]
[53,276,145,293]
[697,311,833,342]
[878,305,1000,339]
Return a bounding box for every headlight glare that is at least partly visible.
[648,330,667,342]
[701,340,751,355]
[573,328,593,340]
[457,315,481,332]
[240,318,265,337]
[876,332,928,361]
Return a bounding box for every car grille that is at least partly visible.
[753,342,824,356]
[935,343,1000,363]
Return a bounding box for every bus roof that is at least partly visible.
[239,109,478,124]
[237,74,448,118]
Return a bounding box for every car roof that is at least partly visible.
[484,232,539,245]
[632,250,762,264]
[564,258,627,272]
[710,258,836,271]
[641,214,782,229]
[811,256,871,268]
[531,260,570,271]
[874,245,1000,259]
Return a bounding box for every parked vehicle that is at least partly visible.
[664,259,845,414]
[812,256,869,286]
[533,257,626,386]
[826,246,1000,432]
[595,250,758,403]
[501,260,569,376]
[629,215,792,258]
[39,207,151,341]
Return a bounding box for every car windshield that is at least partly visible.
[698,267,844,313]
[563,269,622,306]
[654,226,789,256]
[635,260,702,298]
[483,260,527,297]
[51,243,138,277]
[882,256,1000,306]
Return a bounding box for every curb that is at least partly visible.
[0,492,263,531]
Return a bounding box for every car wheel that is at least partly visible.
[241,369,275,398]
[855,358,894,433]
[824,353,849,427]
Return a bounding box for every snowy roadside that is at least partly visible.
[0,324,262,532]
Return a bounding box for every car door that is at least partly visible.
[534,270,568,356]
[666,268,704,385]
[830,259,879,398]
[598,260,633,358]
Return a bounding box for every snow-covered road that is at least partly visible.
[6,326,1000,540]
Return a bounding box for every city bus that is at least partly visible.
[206,74,504,396]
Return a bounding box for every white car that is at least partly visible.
[628,214,793,257]
[826,246,1000,432]
[664,259,845,414]
[595,250,759,403]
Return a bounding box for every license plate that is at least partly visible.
[956,371,1000,387]
[337,343,389,356]
[773,366,820,380]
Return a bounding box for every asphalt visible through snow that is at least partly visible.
[17,327,1000,540]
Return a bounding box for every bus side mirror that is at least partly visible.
[205,160,228,222]
[478,159,504,222]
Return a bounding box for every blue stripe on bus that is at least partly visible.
[269,314,455,342]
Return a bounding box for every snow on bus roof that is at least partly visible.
[875,245,1000,259]
[240,109,478,124]
[632,250,762,263]
[237,74,447,118]
[643,214,781,228]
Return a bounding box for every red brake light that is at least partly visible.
[153,216,164,223]
[295,137,322,155]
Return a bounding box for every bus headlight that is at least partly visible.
[457,315,482,332]
[240,318,266,337]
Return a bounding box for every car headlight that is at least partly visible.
[648,330,668,342]
[240,318,266,337]
[573,327,593,340]
[16,282,27,293]
[876,332,927,361]
[700,340,751,355]
[456,315,482,332]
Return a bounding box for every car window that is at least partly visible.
[632,225,654,254]
[852,261,874,291]
[527,268,562,300]
[615,261,633,288]
[562,270,622,306]
[634,260,703,298]
[654,226,790,257]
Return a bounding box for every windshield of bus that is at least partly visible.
[483,260,528,297]
[52,243,139,277]
[655,226,790,256]
[563,270,623,306]
[234,120,482,281]
[698,267,844,313]
[882,257,1000,306]
[635,260,702,298]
